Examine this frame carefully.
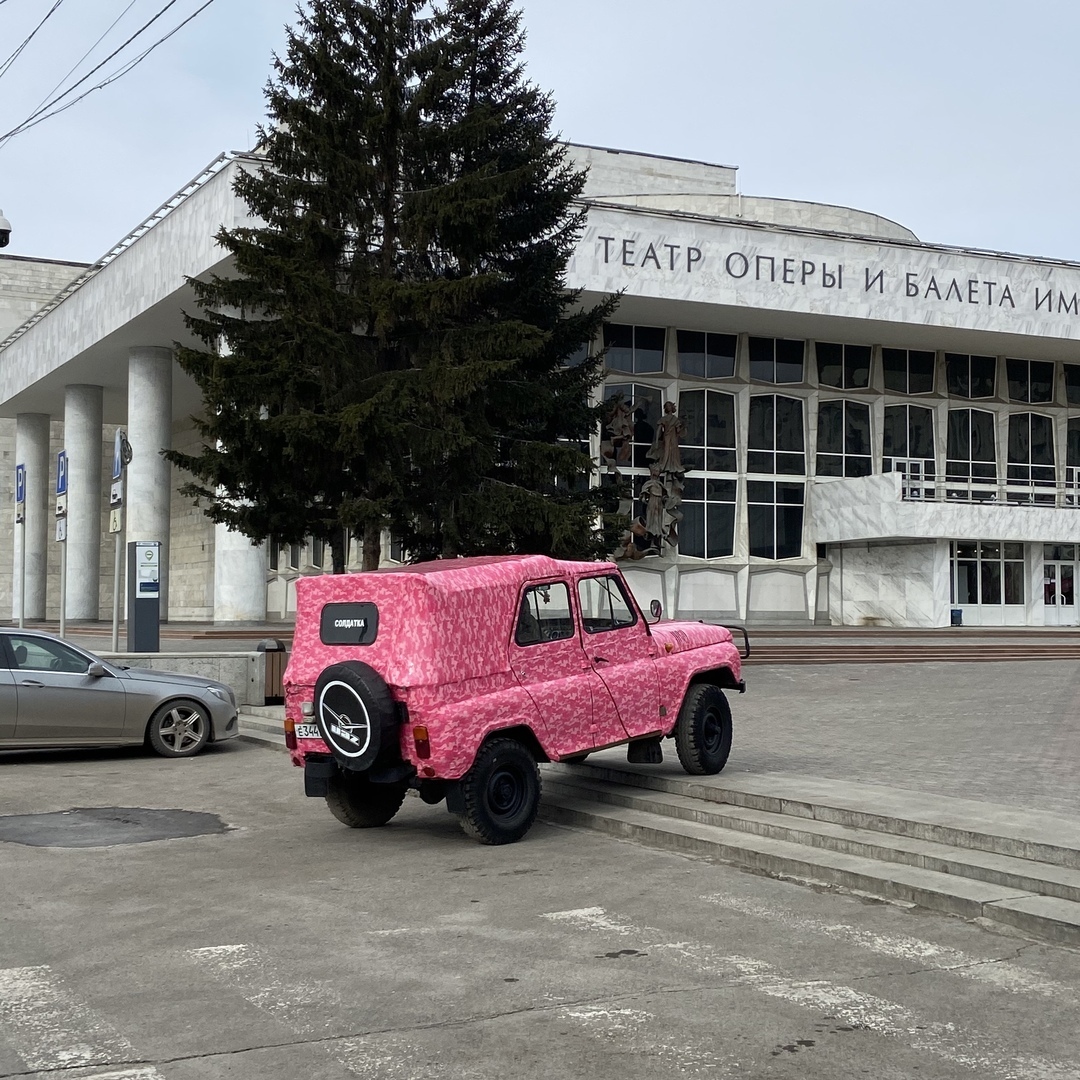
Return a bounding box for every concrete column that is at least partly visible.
[64,385,103,620]
[214,524,268,622]
[127,347,173,617]
[12,413,50,620]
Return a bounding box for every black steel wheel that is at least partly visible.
[674,684,732,775]
[460,737,541,845]
[325,774,409,828]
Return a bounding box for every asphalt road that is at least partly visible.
[1,736,1079,1080]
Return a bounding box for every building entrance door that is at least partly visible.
[1043,549,1077,626]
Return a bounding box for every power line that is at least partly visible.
[0,0,217,149]
[0,0,66,84]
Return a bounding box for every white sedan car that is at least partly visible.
[0,629,239,757]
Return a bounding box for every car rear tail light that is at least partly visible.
[284,717,297,750]
[412,725,431,759]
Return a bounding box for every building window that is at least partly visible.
[676,330,736,379]
[882,348,934,394]
[748,337,804,383]
[603,323,666,374]
[1067,418,1080,477]
[748,395,804,474]
[1007,359,1053,404]
[946,409,996,491]
[679,390,736,472]
[883,404,935,476]
[1065,365,1080,406]
[951,541,1025,606]
[748,480,804,560]
[680,477,736,559]
[310,538,326,568]
[816,400,871,477]
[564,343,589,368]
[946,353,996,398]
[1007,413,1055,499]
[816,342,870,389]
[288,542,302,570]
[604,383,662,468]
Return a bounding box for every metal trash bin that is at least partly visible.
[257,638,288,704]
[950,608,963,627]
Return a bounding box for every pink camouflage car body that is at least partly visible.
[283,554,747,844]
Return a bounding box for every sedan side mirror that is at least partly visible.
[86,661,108,678]
[649,599,663,621]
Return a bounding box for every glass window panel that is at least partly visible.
[747,480,774,503]
[677,330,706,378]
[947,410,968,459]
[516,583,573,646]
[1066,365,1080,406]
[1031,414,1055,465]
[1008,414,1029,463]
[970,355,996,398]
[1003,542,1024,560]
[707,392,736,447]
[680,389,705,446]
[775,396,804,451]
[604,323,634,371]
[846,345,871,389]
[972,461,996,479]
[846,402,871,455]
[956,541,978,559]
[680,502,705,558]
[706,334,737,379]
[817,454,843,477]
[634,326,666,372]
[706,448,737,471]
[817,342,843,387]
[748,396,773,450]
[775,339,805,383]
[682,477,704,500]
[970,411,995,461]
[882,348,907,392]
[946,353,969,397]
[1007,358,1027,402]
[578,575,636,633]
[775,453,805,475]
[909,350,935,394]
[1004,562,1025,605]
[981,561,1002,605]
[682,447,705,470]
[707,503,735,558]
[775,505,804,559]
[1068,418,1080,468]
[1030,361,1054,403]
[749,337,774,382]
[883,406,905,458]
[777,482,805,504]
[981,541,1001,559]
[748,504,774,559]
[845,456,872,477]
[909,407,935,460]
[747,451,773,473]
[707,478,737,501]
[817,401,843,455]
[956,562,978,604]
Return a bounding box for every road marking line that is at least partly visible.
[701,894,1075,1000]
[541,907,1079,1080]
[0,965,142,1073]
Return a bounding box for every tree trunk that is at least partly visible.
[362,521,382,571]
[330,530,346,574]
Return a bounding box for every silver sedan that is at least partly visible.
[0,629,238,757]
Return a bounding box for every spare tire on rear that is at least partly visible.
[314,661,398,772]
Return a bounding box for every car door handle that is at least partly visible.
[593,656,610,664]
[20,679,44,687]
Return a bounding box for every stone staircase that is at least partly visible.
[238,704,288,751]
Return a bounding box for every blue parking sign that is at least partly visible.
[15,463,25,504]
[56,450,68,496]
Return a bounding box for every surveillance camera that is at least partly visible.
[0,210,10,248]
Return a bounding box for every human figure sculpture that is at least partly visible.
[648,400,686,476]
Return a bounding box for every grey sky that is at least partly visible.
[1,0,1076,265]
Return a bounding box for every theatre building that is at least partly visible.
[3,144,1080,628]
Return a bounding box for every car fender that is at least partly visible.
[656,641,744,733]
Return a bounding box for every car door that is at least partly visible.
[577,573,662,739]
[509,579,628,756]
[6,633,126,743]
[0,643,16,741]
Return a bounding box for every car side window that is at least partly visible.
[578,576,638,635]
[515,582,575,646]
[7,635,90,674]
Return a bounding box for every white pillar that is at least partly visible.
[13,413,50,620]
[214,525,268,622]
[64,385,103,620]
[127,347,173,617]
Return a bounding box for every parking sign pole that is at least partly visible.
[110,429,127,652]
[111,518,122,651]
[18,517,25,630]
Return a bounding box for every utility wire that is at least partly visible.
[0,0,217,149]
[0,0,66,84]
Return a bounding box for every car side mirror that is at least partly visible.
[649,599,663,621]
[87,661,108,678]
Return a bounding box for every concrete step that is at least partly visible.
[560,757,1080,870]
[544,774,1080,904]
[238,710,287,752]
[537,791,1080,946]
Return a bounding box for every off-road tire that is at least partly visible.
[674,684,732,775]
[460,737,541,845]
[325,774,409,828]
[314,661,397,772]
[146,699,211,758]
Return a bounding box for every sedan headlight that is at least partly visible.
[206,685,236,707]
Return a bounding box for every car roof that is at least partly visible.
[363,554,614,593]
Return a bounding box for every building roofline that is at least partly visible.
[0,253,90,270]
[566,141,740,173]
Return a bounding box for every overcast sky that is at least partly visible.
[2,0,1077,265]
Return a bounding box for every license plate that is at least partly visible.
[295,723,321,740]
